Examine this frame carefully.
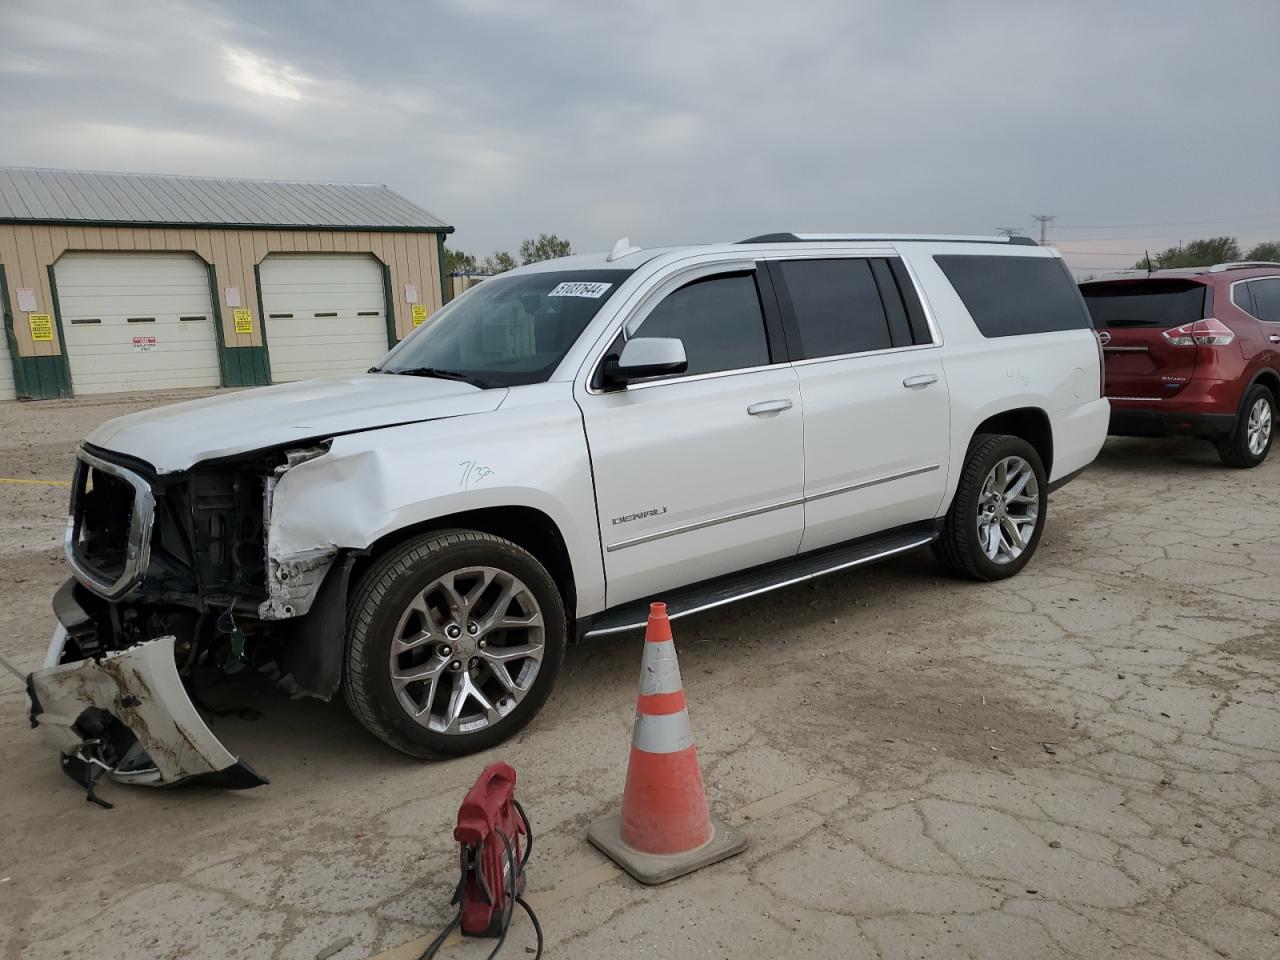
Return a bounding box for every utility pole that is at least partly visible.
[995,227,1025,237]
[1031,214,1056,245]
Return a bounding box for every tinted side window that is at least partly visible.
[635,273,770,375]
[1232,281,1257,316]
[776,258,892,358]
[888,258,933,344]
[1248,278,1280,322]
[936,255,1090,338]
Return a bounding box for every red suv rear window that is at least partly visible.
[1080,279,1206,329]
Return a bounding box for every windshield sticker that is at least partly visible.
[547,281,612,299]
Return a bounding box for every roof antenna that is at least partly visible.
[1144,250,1153,274]
[607,237,641,262]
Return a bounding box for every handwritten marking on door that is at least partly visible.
[458,460,495,488]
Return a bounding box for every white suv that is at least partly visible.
[30,233,1109,791]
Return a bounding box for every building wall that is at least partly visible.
[0,222,447,397]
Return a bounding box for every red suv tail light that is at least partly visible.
[1162,317,1235,347]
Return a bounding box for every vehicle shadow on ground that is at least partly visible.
[1095,435,1226,471]
[186,550,952,801]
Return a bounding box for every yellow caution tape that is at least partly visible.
[0,477,70,486]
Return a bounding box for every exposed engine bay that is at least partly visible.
[27,442,343,801]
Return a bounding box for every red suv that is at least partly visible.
[1080,263,1280,467]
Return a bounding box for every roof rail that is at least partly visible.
[737,232,1037,246]
[1205,261,1280,272]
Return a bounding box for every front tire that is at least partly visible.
[343,530,566,759]
[1216,385,1274,468]
[934,434,1048,581]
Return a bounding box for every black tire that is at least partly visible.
[343,529,566,759]
[1215,384,1274,468]
[933,433,1048,582]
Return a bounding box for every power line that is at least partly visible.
[1056,212,1280,231]
[1056,227,1280,242]
[1055,248,1143,255]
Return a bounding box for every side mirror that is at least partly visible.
[602,337,688,386]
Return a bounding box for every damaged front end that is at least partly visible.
[28,443,343,799]
[28,627,266,805]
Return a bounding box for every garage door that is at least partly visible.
[54,253,220,395]
[259,254,389,381]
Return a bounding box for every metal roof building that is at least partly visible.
[0,167,453,400]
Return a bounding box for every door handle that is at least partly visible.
[747,399,793,417]
[902,373,939,388]
[1269,335,1280,343]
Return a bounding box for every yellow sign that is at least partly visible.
[411,304,428,327]
[28,314,53,342]
[233,309,253,334]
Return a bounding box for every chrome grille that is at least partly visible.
[65,449,156,599]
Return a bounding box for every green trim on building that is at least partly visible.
[221,344,271,387]
[2,261,74,399]
[19,264,76,399]
[248,264,275,386]
[380,260,399,347]
[437,234,451,305]
[205,260,268,387]
[0,264,40,399]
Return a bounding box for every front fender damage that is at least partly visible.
[27,628,266,803]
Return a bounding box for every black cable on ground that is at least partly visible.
[417,906,462,960]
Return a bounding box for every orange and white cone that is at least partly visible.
[586,602,747,884]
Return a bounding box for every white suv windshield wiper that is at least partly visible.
[372,366,492,389]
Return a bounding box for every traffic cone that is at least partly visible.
[586,602,747,884]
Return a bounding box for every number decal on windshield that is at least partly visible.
[547,281,612,299]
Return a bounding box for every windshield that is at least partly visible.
[377,269,634,386]
[1080,279,1207,329]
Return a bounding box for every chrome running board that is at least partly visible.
[583,522,938,638]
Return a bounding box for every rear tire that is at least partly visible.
[343,529,566,759]
[1215,384,1274,468]
[934,434,1048,582]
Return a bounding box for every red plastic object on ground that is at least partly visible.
[455,762,526,937]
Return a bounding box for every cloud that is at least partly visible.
[0,0,1278,267]
[222,47,311,102]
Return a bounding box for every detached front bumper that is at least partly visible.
[27,625,266,798]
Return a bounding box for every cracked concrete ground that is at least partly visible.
[0,390,1276,960]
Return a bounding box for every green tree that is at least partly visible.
[519,233,572,264]
[444,247,478,274]
[481,251,518,274]
[1245,241,1280,262]
[1134,236,1241,270]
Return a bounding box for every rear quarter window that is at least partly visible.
[1248,277,1280,322]
[935,254,1091,338]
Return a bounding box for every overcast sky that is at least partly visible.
[2,0,1278,271]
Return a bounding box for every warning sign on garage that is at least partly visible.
[132,336,158,352]
[233,309,253,334]
[411,304,428,326]
[28,314,53,342]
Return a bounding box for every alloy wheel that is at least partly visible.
[975,455,1040,564]
[1246,396,1273,457]
[387,566,544,735]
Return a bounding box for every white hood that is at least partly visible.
[86,374,508,473]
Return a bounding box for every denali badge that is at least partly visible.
[611,507,668,526]
[1098,331,1112,345]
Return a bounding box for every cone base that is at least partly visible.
[586,812,747,885]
